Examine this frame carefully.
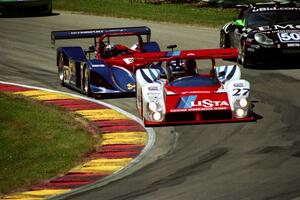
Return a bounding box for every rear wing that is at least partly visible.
[51,26,151,47]
[171,48,238,60]
[133,48,238,62]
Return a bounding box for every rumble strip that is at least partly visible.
[0,81,155,200]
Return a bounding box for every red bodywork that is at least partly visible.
[95,32,151,72]
[135,48,255,126]
[146,86,254,126]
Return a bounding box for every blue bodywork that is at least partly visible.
[52,26,162,96]
[58,47,137,95]
[143,41,160,53]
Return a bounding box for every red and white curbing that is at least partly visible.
[0,81,155,200]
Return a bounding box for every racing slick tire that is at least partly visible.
[220,31,237,62]
[135,87,141,111]
[239,42,251,68]
[58,53,66,86]
[140,91,146,123]
[220,31,230,48]
[83,66,93,97]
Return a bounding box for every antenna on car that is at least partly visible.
[167,44,177,52]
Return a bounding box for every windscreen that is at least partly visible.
[105,35,145,49]
[247,10,300,27]
[168,76,219,87]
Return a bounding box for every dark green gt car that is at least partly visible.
[0,0,52,16]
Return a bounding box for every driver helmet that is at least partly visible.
[184,58,197,76]
[104,44,116,57]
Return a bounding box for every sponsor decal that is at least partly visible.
[69,28,129,36]
[92,64,105,68]
[233,83,244,87]
[246,48,255,52]
[182,91,211,95]
[127,83,135,90]
[176,95,197,109]
[191,99,229,108]
[258,24,300,32]
[176,95,229,110]
[69,61,75,74]
[123,58,134,65]
[171,107,228,112]
[70,30,105,35]
[274,24,300,30]
[148,86,159,91]
[287,43,300,47]
[278,32,300,43]
[166,51,181,57]
[252,7,300,12]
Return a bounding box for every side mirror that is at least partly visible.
[234,19,245,28]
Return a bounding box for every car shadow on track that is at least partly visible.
[94,93,135,99]
[147,111,263,128]
[246,63,300,70]
[251,101,263,121]
[0,12,59,18]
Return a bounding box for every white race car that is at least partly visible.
[135,48,254,126]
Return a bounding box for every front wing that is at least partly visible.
[144,116,254,126]
[144,92,255,126]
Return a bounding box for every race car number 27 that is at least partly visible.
[233,88,250,96]
[278,32,300,43]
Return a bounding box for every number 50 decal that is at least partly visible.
[278,32,300,43]
[233,88,250,96]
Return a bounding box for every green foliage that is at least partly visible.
[0,92,96,194]
[53,0,238,27]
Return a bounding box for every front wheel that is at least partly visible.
[239,42,251,68]
[220,31,230,48]
[140,91,146,123]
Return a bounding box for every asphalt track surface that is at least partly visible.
[1,12,300,200]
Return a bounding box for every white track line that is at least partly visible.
[0,81,156,199]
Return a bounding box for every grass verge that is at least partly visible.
[52,0,238,27]
[0,92,97,195]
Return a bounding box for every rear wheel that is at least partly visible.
[83,66,93,97]
[58,53,66,85]
[136,86,141,110]
[140,91,145,122]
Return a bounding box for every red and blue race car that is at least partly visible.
[51,26,161,97]
[135,48,254,126]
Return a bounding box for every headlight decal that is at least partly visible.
[148,102,158,112]
[254,33,274,45]
[232,98,249,118]
[152,112,162,121]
